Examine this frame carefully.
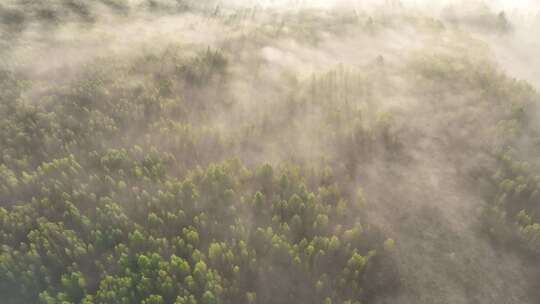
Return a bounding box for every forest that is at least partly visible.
[1,0,540,303]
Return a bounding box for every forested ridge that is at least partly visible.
[1,1,540,303]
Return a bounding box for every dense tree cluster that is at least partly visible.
[482,150,540,257]
[0,16,401,303]
[473,58,540,257]
[0,153,396,303]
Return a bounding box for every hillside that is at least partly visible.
[1,1,540,303]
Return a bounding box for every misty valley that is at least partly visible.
[1,0,540,303]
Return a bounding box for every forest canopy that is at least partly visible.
[1,0,540,304]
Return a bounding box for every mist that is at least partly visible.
[1,1,540,304]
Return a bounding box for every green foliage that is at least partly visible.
[0,148,392,304]
[5,2,533,303]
